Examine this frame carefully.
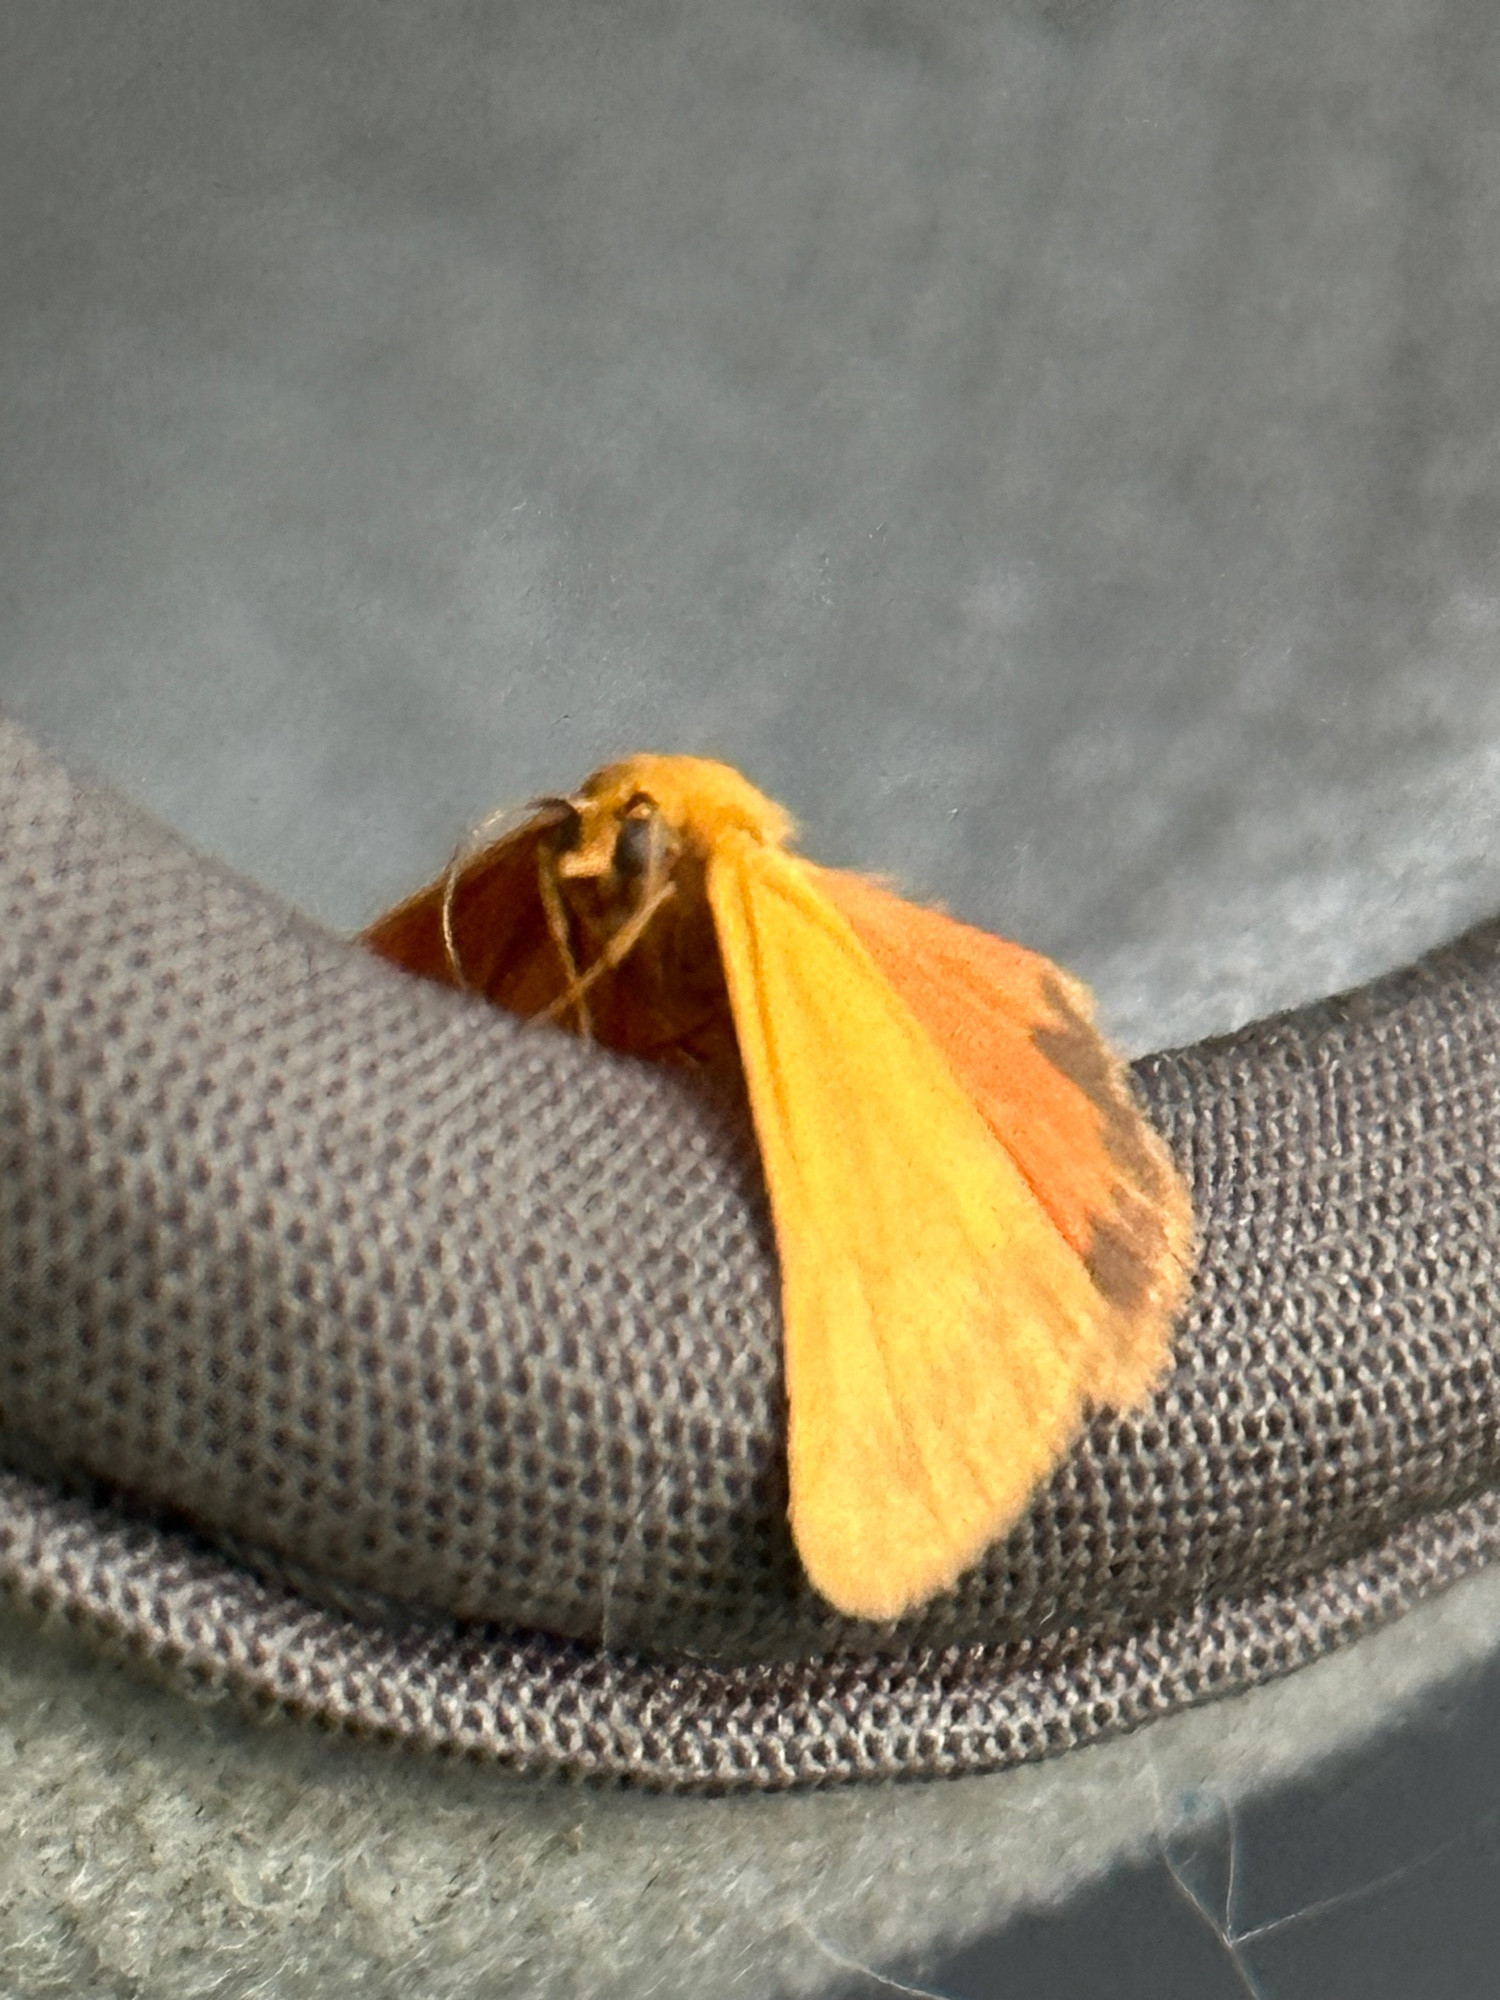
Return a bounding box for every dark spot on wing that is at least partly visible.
[1083,1203,1162,1314]
[1033,974,1172,1202]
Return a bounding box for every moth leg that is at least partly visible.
[537,843,593,1036]
[540,876,678,1024]
[632,1007,723,1062]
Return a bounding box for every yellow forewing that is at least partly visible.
[706,833,1118,1622]
[365,753,1193,1622]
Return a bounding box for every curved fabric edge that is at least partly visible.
[1,1465,1497,1792]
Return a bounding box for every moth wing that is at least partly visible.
[361,810,568,1018]
[814,866,1194,1408]
[707,837,1133,1622]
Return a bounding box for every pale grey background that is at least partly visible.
[9,0,1500,1055]
[5,0,1500,1993]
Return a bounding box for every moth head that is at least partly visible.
[553,787,674,887]
[566,753,794,864]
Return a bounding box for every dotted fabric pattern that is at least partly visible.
[5,1470,1500,1790]
[2,715,1500,1785]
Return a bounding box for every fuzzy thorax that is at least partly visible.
[571,756,796,866]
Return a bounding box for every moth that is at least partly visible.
[363,754,1195,1622]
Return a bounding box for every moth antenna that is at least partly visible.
[438,855,467,990]
[540,875,678,1025]
[537,843,592,1037]
[438,797,568,994]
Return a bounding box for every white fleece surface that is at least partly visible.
[1,1569,1499,2000]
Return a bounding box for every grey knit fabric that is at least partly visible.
[3,713,1500,1787]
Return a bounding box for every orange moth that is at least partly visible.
[363,755,1194,1622]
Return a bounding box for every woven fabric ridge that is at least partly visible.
[4,1465,1500,1790]
[3,714,1500,1680]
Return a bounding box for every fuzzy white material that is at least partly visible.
[1,1570,1498,1998]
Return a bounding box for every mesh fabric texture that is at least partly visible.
[2,715,1499,1788]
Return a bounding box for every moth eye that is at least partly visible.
[534,797,583,850]
[613,810,660,880]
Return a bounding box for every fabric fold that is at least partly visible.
[3,715,1500,1783]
